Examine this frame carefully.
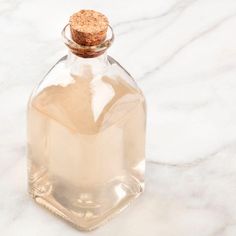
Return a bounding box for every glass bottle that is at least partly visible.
[27,10,146,231]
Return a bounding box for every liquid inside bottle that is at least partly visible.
[27,10,146,231]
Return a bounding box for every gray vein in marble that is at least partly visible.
[159,100,210,112]
[115,0,198,36]
[148,141,236,168]
[114,0,196,27]
[215,223,236,236]
[124,0,200,58]
[138,12,236,81]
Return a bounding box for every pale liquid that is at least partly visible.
[28,69,145,230]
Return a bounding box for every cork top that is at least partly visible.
[69,10,109,46]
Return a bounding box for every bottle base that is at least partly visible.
[29,173,143,231]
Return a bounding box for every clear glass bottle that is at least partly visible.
[27,10,146,231]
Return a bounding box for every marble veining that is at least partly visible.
[1,0,236,235]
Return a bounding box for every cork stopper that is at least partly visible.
[69,10,109,46]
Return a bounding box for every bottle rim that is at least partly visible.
[61,24,114,58]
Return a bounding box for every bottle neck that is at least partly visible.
[62,23,114,73]
[67,50,110,76]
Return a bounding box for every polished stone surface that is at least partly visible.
[1,0,236,235]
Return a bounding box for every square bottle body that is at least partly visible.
[27,55,146,230]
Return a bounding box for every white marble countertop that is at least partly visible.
[1,0,236,235]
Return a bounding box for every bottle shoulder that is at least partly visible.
[29,55,145,134]
[31,55,143,97]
